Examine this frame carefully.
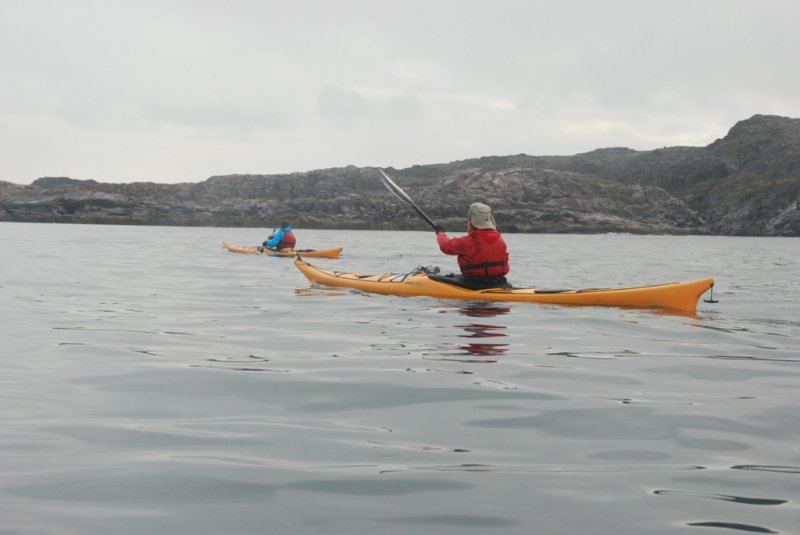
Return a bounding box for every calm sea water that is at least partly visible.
[1,222,798,535]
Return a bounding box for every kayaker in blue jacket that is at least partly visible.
[263,222,297,251]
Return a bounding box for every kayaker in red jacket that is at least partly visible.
[434,202,510,282]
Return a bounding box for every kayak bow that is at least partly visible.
[293,258,714,313]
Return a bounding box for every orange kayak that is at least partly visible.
[294,258,715,313]
[222,241,342,259]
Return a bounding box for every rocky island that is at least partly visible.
[1,114,798,236]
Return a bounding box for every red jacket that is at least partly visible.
[278,229,296,249]
[436,229,510,277]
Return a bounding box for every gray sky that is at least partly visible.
[2,0,798,185]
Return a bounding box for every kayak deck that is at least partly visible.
[294,258,715,313]
[223,241,342,259]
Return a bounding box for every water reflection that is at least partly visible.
[457,323,509,357]
[294,287,349,297]
[457,304,511,318]
[445,304,511,359]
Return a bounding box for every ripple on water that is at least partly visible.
[654,489,787,506]
[686,521,778,533]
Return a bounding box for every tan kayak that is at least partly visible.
[222,241,342,259]
[294,257,715,313]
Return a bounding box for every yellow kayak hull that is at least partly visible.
[294,258,714,313]
[223,241,342,259]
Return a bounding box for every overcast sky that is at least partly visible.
[2,0,798,185]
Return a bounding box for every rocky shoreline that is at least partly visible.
[2,115,798,236]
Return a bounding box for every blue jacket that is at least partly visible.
[265,226,294,249]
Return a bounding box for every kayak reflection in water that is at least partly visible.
[263,221,297,252]
[434,203,511,288]
[458,304,511,318]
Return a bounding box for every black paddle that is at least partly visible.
[378,169,438,230]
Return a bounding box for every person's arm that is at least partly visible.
[437,232,473,256]
[266,228,284,248]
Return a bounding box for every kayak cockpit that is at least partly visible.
[428,273,513,290]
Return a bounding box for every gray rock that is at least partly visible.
[1,115,798,236]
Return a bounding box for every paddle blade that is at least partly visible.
[377,168,438,230]
[378,169,415,207]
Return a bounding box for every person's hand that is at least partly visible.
[433,224,445,234]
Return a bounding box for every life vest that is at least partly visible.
[278,229,296,250]
[458,230,509,278]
